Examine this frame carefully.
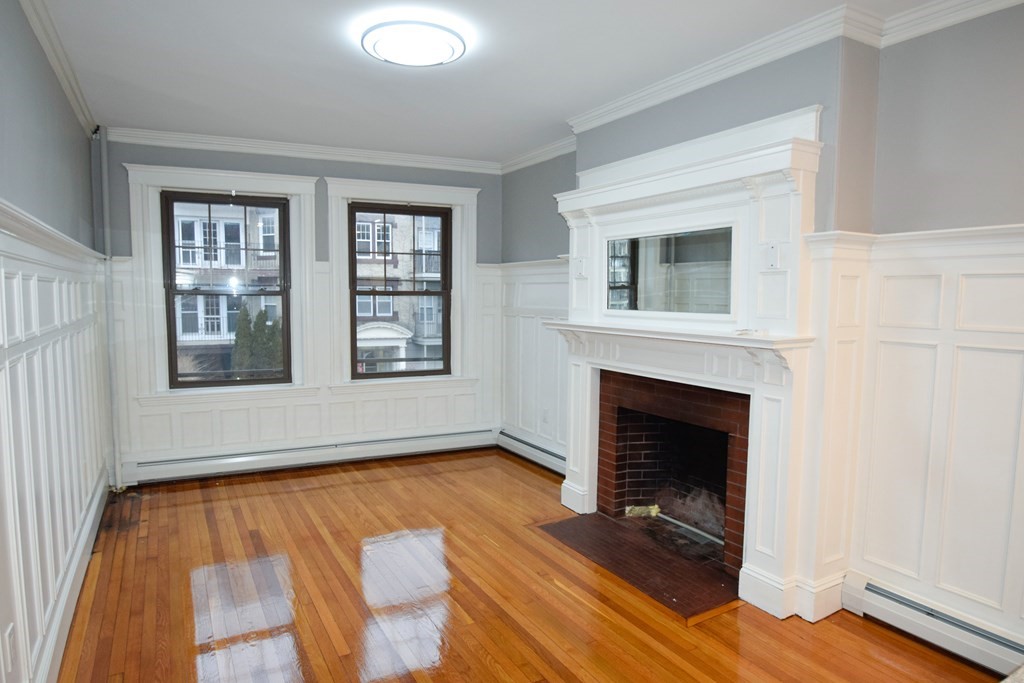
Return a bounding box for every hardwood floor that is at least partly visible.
[59,448,997,682]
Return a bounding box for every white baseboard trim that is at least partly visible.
[560,481,591,513]
[739,566,846,622]
[843,573,1024,675]
[121,429,499,484]
[739,565,796,618]
[496,431,566,474]
[35,470,108,683]
[794,573,846,622]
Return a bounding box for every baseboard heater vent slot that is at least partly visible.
[865,583,1024,656]
[498,431,566,461]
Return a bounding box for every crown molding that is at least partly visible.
[107,128,504,176]
[567,6,883,135]
[19,0,95,134]
[566,0,1022,135]
[500,136,577,174]
[880,0,1024,47]
[844,6,887,47]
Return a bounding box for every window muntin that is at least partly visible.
[349,204,450,379]
[162,191,291,387]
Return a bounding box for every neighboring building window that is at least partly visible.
[178,220,199,265]
[349,203,449,379]
[162,191,291,388]
[355,286,394,317]
[355,220,394,258]
[224,222,242,266]
[260,214,277,251]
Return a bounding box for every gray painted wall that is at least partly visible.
[0,0,94,248]
[575,40,842,232]
[834,39,880,233]
[501,152,576,263]
[873,4,1024,233]
[106,143,503,262]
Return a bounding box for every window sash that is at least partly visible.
[162,191,291,388]
[348,202,451,380]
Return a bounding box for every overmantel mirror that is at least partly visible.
[607,226,732,314]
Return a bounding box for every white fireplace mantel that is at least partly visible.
[546,320,815,353]
[548,108,870,624]
[554,106,823,340]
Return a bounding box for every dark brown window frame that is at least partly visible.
[162,190,292,389]
[348,202,451,380]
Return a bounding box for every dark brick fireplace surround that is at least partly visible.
[597,370,751,576]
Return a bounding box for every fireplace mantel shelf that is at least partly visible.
[544,321,815,351]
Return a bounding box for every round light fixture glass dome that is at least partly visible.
[361,20,466,66]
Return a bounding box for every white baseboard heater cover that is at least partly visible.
[862,582,1024,676]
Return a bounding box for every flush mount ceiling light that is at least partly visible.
[361,20,466,66]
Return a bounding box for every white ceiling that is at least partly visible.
[41,0,950,165]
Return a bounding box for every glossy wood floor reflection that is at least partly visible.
[59,449,996,682]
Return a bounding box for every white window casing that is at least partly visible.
[326,178,479,383]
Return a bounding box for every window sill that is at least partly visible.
[137,384,320,407]
[328,376,478,394]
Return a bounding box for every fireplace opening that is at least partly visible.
[598,371,750,577]
[617,408,729,566]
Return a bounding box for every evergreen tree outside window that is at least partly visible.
[162,191,291,387]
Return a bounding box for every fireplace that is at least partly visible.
[547,108,863,622]
[598,371,749,576]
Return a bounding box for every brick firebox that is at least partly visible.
[597,370,751,576]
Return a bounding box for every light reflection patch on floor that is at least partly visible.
[190,554,302,681]
[359,529,451,682]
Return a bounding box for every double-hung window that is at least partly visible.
[162,191,291,388]
[349,203,450,379]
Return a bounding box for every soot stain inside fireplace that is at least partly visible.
[617,408,729,569]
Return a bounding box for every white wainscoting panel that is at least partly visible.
[958,274,1024,333]
[849,225,1024,673]
[497,260,569,473]
[937,346,1023,608]
[862,341,937,577]
[879,274,943,329]
[0,200,112,683]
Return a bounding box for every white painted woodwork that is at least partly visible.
[495,260,570,472]
[846,225,1024,673]
[556,106,822,339]
[0,200,112,683]
[551,105,1024,669]
[115,167,501,483]
[549,109,873,623]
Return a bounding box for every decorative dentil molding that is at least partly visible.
[18,0,95,134]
